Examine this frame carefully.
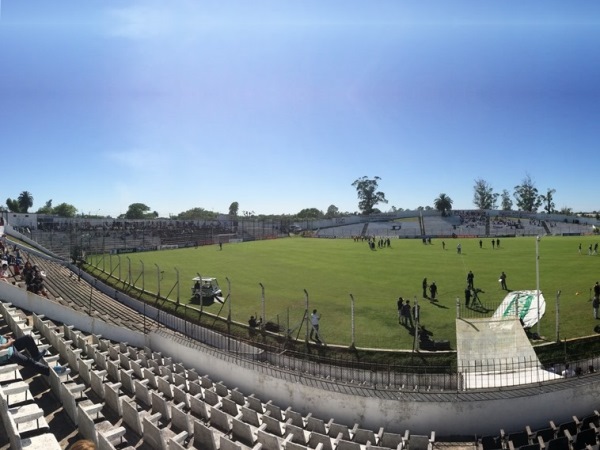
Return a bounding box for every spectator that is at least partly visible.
[0,263,11,282]
[22,261,34,285]
[561,364,575,378]
[69,440,96,450]
[0,334,65,376]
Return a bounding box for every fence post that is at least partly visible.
[126,256,132,287]
[183,304,186,336]
[555,290,561,342]
[226,277,232,323]
[349,294,355,349]
[154,263,161,299]
[140,260,145,295]
[175,267,180,304]
[304,289,309,345]
[414,295,419,352]
[258,282,265,334]
[226,277,232,353]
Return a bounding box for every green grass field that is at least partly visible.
[89,235,600,350]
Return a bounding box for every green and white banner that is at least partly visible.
[492,290,545,328]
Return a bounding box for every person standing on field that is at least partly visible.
[500,271,508,290]
[397,297,403,324]
[429,282,438,300]
[467,270,474,290]
[310,309,321,343]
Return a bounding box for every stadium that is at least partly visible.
[1,209,600,449]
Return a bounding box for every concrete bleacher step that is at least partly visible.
[27,254,154,330]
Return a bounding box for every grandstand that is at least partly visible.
[2,212,600,448]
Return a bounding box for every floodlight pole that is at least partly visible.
[536,236,541,337]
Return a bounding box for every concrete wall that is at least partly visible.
[151,329,600,436]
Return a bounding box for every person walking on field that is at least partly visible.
[422,278,428,299]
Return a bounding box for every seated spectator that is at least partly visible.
[25,266,50,298]
[561,363,576,378]
[0,263,11,282]
[0,333,65,376]
[22,261,34,285]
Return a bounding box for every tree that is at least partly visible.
[125,203,152,220]
[351,176,388,215]
[53,203,77,218]
[177,207,218,220]
[228,202,239,217]
[472,179,498,210]
[539,188,556,214]
[17,191,33,213]
[36,200,53,215]
[325,205,339,219]
[296,208,323,219]
[559,206,573,216]
[500,189,513,211]
[513,175,542,212]
[434,193,453,216]
[6,198,19,213]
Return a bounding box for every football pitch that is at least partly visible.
[91,235,600,349]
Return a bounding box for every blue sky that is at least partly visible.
[1,1,599,217]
